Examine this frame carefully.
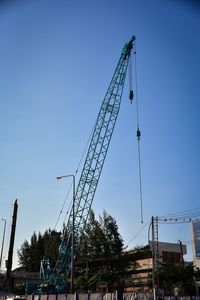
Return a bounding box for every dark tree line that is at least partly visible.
[75,210,137,291]
[17,210,138,291]
[17,210,198,294]
[17,210,128,272]
[78,210,123,258]
[157,261,196,295]
[17,229,61,272]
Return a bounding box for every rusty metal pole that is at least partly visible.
[5,199,18,290]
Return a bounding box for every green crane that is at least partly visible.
[40,35,136,293]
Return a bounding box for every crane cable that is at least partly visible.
[131,42,144,224]
[44,123,95,258]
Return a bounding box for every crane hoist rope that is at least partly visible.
[129,51,134,103]
[131,41,143,224]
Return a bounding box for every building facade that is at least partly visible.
[191,220,200,269]
[191,220,200,295]
[125,241,187,292]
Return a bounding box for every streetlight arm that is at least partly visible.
[56,175,75,180]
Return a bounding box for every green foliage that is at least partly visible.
[78,210,123,259]
[17,209,139,293]
[17,210,124,275]
[17,239,32,270]
[17,229,61,271]
[101,210,124,256]
[76,271,120,292]
[13,283,26,295]
[78,210,107,258]
[75,210,137,292]
[158,262,195,295]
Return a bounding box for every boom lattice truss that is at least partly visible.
[40,36,136,291]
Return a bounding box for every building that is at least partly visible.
[124,241,187,292]
[191,220,200,295]
[0,242,187,294]
[191,220,200,269]
[149,241,186,264]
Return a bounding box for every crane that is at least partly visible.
[39,35,136,293]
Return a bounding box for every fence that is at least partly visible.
[1,293,200,300]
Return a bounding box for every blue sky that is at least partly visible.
[0,0,200,269]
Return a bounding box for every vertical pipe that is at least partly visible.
[6,199,18,289]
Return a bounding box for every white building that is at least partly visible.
[191,220,200,269]
[191,220,200,295]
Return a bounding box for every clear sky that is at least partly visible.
[0,0,200,269]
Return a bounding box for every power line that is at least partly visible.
[159,207,200,218]
[126,219,151,247]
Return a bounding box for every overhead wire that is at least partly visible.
[54,121,96,229]
[150,211,200,245]
[159,207,200,219]
[126,218,151,247]
[63,122,96,224]
[44,121,96,258]
[158,208,200,225]
[158,219,199,225]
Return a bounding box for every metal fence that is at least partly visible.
[1,294,200,300]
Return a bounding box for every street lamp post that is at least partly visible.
[56,174,75,294]
[0,218,6,271]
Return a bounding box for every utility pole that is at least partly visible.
[152,216,159,300]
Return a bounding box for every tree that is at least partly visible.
[76,210,130,292]
[17,209,126,292]
[18,210,142,292]
[78,210,108,259]
[101,210,124,257]
[158,261,195,295]
[17,239,32,271]
[17,229,61,271]
[78,210,123,259]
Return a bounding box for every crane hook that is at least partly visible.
[137,127,141,140]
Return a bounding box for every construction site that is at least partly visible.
[0,1,199,299]
[1,34,200,298]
